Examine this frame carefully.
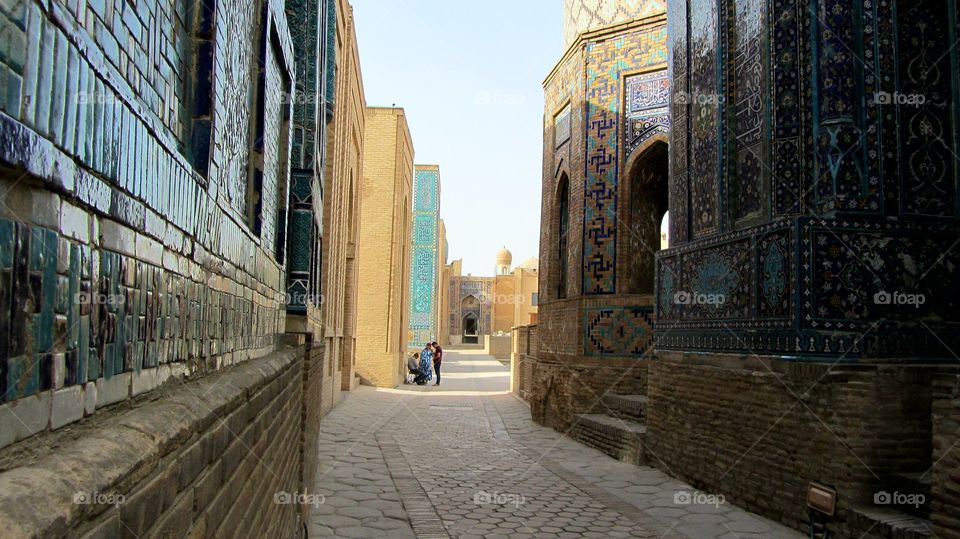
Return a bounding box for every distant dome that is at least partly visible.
[496,247,513,266]
[518,257,539,271]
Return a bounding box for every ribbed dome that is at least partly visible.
[495,247,513,265]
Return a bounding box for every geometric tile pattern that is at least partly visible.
[0,0,295,415]
[215,0,259,217]
[286,172,315,313]
[408,167,440,348]
[0,218,277,403]
[283,0,331,315]
[555,104,572,148]
[658,0,960,362]
[582,28,667,295]
[655,217,960,360]
[563,0,666,48]
[584,306,655,356]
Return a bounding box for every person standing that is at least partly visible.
[432,342,443,386]
[419,343,433,383]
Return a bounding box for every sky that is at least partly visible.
[351,0,563,276]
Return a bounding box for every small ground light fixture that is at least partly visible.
[806,481,837,538]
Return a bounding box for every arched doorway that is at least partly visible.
[660,210,670,249]
[625,141,669,294]
[461,295,481,344]
[462,313,479,343]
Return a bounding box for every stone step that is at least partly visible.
[569,414,646,466]
[848,505,932,538]
[602,394,648,422]
[885,471,932,518]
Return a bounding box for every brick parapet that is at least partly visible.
[0,346,309,537]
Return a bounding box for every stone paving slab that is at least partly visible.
[309,350,804,538]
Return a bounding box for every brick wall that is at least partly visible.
[528,358,649,431]
[484,335,512,359]
[646,353,943,535]
[297,336,324,528]
[316,338,340,418]
[511,325,537,400]
[322,0,365,393]
[355,107,413,388]
[933,373,960,538]
[0,346,317,537]
[0,0,297,449]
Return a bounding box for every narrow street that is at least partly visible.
[309,350,802,538]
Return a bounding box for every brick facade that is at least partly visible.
[0,0,364,534]
[647,354,945,536]
[355,107,413,388]
[531,1,960,538]
[283,0,335,339]
[535,15,665,392]
[649,0,960,534]
[933,374,960,538]
[0,346,314,537]
[511,325,535,399]
[435,219,448,345]
[321,0,365,392]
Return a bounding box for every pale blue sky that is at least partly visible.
[351,0,563,276]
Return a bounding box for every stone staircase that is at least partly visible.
[848,471,933,538]
[569,394,648,465]
[847,506,932,538]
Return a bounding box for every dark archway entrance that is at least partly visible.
[462,313,479,344]
[461,295,481,344]
[625,141,669,294]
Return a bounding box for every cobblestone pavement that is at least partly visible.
[309,350,803,538]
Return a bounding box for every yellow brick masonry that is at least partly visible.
[355,107,414,387]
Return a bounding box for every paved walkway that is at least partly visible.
[309,350,803,538]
